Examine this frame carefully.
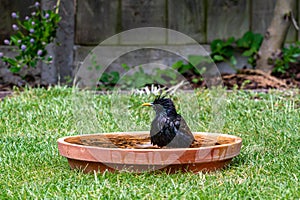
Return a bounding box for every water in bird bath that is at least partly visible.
[64,133,235,149]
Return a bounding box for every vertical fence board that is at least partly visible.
[121,0,166,30]
[251,0,276,35]
[75,0,119,45]
[120,0,167,44]
[207,0,249,42]
[168,0,205,43]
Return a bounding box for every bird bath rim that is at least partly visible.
[57,131,242,173]
[58,131,241,151]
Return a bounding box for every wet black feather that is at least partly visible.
[149,96,194,148]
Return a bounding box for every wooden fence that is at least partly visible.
[0,0,299,84]
[1,0,299,45]
[76,0,299,44]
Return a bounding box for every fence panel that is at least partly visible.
[207,0,250,42]
[0,0,299,45]
[121,0,166,30]
[168,0,206,43]
[75,0,119,45]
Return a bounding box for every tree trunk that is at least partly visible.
[256,0,296,74]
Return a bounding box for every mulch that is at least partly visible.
[190,62,300,90]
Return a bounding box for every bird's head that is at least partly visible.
[142,96,177,117]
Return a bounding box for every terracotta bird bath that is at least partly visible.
[57,131,242,173]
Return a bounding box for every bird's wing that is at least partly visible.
[150,115,166,137]
[150,115,176,147]
[178,116,194,139]
[166,115,194,148]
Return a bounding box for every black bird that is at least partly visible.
[142,96,195,148]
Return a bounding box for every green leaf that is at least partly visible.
[9,66,21,73]
[10,35,21,45]
[230,56,237,66]
[224,37,235,46]
[242,50,254,57]
[29,60,37,68]
[100,73,109,83]
[135,76,149,88]
[252,34,263,49]
[155,76,167,85]
[3,57,18,66]
[221,47,234,58]
[110,71,120,84]
[237,31,252,48]
[164,69,177,80]
[188,55,204,66]
[172,61,183,69]
[213,55,225,61]
[210,39,223,52]
[121,63,130,71]
[192,78,199,83]
[95,64,102,71]
[178,64,192,74]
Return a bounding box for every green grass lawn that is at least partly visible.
[0,87,299,199]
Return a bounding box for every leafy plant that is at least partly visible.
[209,32,263,69]
[155,68,178,85]
[86,53,121,90]
[120,66,154,88]
[98,71,120,90]
[93,61,180,90]
[98,54,211,90]
[90,31,266,91]
[272,42,300,74]
[0,1,61,73]
[172,55,209,75]
[210,37,237,68]
[236,31,263,66]
[119,65,179,89]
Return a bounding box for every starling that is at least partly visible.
[142,96,195,148]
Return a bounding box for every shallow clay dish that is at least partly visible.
[57,131,242,173]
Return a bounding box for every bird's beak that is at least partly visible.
[142,103,152,106]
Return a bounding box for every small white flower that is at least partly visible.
[21,44,26,51]
[12,24,19,31]
[37,50,43,56]
[11,12,18,19]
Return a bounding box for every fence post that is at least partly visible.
[41,0,75,85]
